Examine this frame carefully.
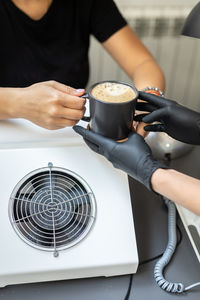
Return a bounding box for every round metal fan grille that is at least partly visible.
[9,164,96,255]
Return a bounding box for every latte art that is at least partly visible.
[91,82,135,103]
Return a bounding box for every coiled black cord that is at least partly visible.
[154,197,200,293]
[124,222,182,300]
[154,198,184,293]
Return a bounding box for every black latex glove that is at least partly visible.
[135,91,200,145]
[73,125,163,191]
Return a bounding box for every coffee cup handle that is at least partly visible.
[81,93,91,122]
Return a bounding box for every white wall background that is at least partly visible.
[88,0,200,111]
[116,0,197,6]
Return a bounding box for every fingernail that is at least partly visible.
[74,89,85,94]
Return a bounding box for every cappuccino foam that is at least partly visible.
[91,82,135,103]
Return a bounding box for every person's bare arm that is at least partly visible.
[0,81,86,129]
[151,168,200,215]
[102,25,165,136]
[102,25,165,91]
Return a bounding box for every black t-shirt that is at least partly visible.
[0,0,127,88]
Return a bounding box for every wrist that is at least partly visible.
[151,168,170,193]
[141,86,164,97]
[10,87,30,119]
[0,87,26,119]
[138,157,162,191]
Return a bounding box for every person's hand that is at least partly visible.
[73,125,163,191]
[18,80,86,130]
[133,111,149,138]
[135,91,200,145]
[134,96,154,138]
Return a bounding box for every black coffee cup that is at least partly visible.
[82,80,138,140]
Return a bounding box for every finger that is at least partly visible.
[45,80,86,97]
[50,106,85,121]
[59,93,86,109]
[84,138,101,154]
[43,118,78,130]
[139,91,166,107]
[134,113,149,122]
[50,118,78,128]
[144,124,166,132]
[132,120,138,131]
[136,102,157,112]
[136,122,149,138]
[73,125,115,148]
[127,130,145,141]
[127,131,138,140]
[72,89,86,96]
[142,108,166,123]
[44,80,76,94]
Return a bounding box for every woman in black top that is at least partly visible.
[0,0,165,131]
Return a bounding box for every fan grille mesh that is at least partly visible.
[9,164,96,256]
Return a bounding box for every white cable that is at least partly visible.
[154,197,200,293]
[185,282,200,291]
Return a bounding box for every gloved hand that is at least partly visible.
[135,91,200,145]
[73,125,164,191]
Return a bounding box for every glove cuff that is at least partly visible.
[148,162,167,194]
[138,156,168,192]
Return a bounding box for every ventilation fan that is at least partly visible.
[9,163,96,257]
